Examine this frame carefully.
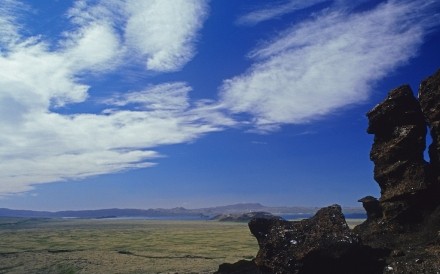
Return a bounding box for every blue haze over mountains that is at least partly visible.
[0,203,365,219]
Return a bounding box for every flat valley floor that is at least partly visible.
[0,218,364,274]
[0,218,258,274]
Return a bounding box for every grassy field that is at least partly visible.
[0,218,258,274]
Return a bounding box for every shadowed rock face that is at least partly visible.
[250,205,360,273]
[218,206,386,274]
[364,84,432,228]
[356,69,440,273]
[367,85,428,202]
[358,196,382,220]
[216,69,440,274]
[358,70,440,228]
[419,69,440,182]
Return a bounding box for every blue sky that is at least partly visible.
[1,0,440,210]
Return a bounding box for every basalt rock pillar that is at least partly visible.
[419,69,440,184]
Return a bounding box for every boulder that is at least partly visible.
[248,205,384,274]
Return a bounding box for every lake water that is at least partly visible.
[280,213,366,220]
[98,213,367,221]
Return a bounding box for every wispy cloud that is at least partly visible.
[0,0,29,47]
[123,0,209,72]
[220,0,440,131]
[236,0,328,26]
[0,0,220,195]
[0,76,232,195]
[104,82,191,112]
[65,0,210,72]
[1,0,439,196]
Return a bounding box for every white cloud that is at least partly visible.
[0,0,28,48]
[220,0,440,131]
[62,22,122,73]
[104,82,191,112]
[65,0,209,72]
[0,0,226,196]
[0,80,232,195]
[0,40,232,194]
[236,0,328,26]
[0,44,89,111]
[1,0,439,196]
[66,0,125,27]
[123,0,209,72]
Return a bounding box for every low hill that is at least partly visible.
[210,212,281,222]
[0,203,364,219]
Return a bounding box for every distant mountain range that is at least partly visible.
[0,203,365,219]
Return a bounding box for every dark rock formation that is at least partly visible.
[216,69,440,274]
[358,196,382,220]
[419,69,440,183]
[367,85,428,202]
[217,260,267,274]
[361,84,435,234]
[250,205,360,273]
[217,205,386,274]
[356,69,440,273]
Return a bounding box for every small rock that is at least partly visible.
[386,265,394,271]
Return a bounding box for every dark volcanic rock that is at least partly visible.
[419,69,440,182]
[248,205,384,274]
[358,196,382,220]
[217,260,267,274]
[367,85,428,202]
[355,69,440,273]
[364,84,434,231]
[217,69,440,274]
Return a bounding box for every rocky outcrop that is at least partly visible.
[357,196,382,220]
[354,69,440,273]
[367,85,428,202]
[356,68,440,233]
[216,69,440,274]
[217,259,266,274]
[360,84,434,233]
[419,69,440,183]
[350,69,440,273]
[217,205,386,274]
[250,205,386,274]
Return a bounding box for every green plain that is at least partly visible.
[0,218,258,274]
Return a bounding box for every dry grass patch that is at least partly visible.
[0,218,257,273]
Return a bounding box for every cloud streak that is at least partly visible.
[0,0,221,195]
[236,0,328,26]
[1,0,439,196]
[123,0,209,72]
[220,0,440,131]
[66,0,210,72]
[0,0,28,47]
